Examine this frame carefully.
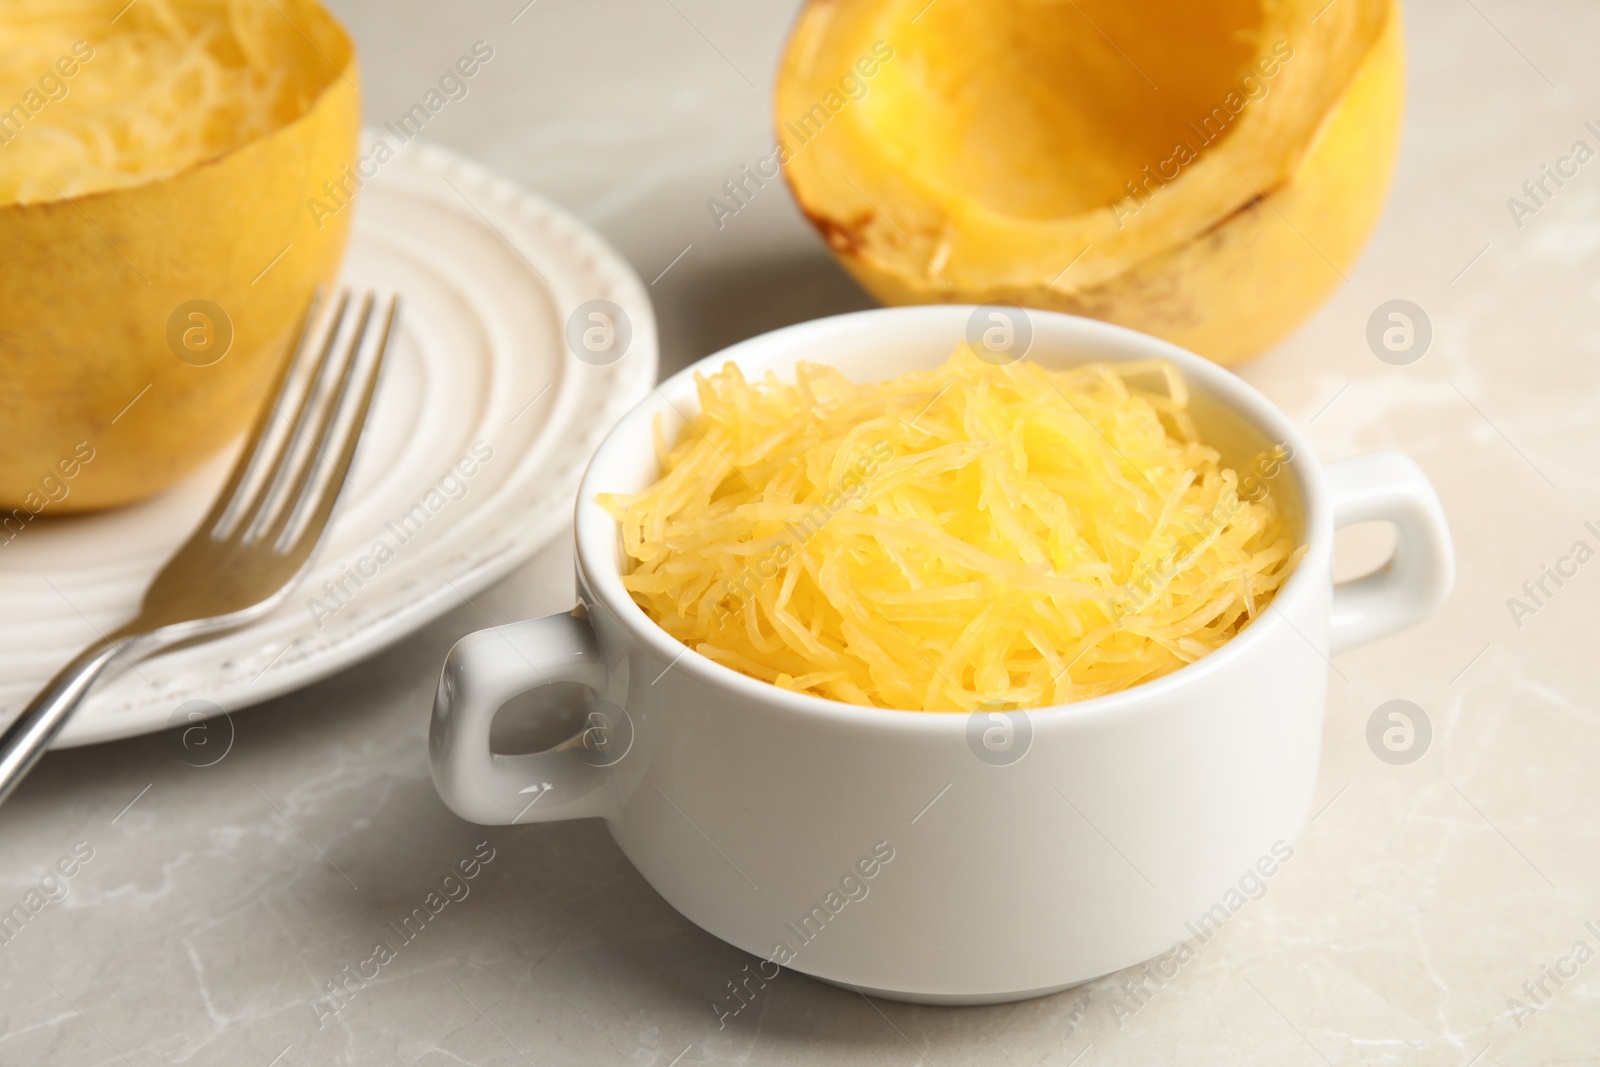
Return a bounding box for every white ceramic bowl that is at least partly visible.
[430,306,1453,1004]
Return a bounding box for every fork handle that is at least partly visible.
[0,638,133,808]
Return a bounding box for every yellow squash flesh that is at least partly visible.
[0,0,359,512]
[604,350,1302,711]
[775,0,1403,365]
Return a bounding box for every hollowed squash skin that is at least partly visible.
[777,0,1403,366]
[0,0,359,511]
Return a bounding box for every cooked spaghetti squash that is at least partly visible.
[0,0,358,511]
[604,350,1303,711]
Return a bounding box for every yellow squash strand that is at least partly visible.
[0,0,322,204]
[603,348,1303,711]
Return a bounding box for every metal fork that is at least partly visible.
[0,290,399,808]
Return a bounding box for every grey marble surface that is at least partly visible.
[4,0,1600,1063]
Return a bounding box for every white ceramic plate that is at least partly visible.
[0,141,657,748]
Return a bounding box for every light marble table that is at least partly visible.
[3,1,1597,1063]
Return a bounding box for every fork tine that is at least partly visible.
[278,296,400,560]
[234,291,355,544]
[258,292,377,551]
[0,289,398,812]
[199,288,324,539]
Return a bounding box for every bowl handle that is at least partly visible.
[1325,452,1455,655]
[429,611,613,825]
